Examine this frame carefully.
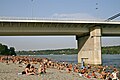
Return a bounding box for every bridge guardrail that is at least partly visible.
[0,16,108,21]
[0,16,119,22]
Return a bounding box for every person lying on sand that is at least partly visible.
[22,63,36,75]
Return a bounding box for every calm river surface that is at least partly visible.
[34,54,120,67]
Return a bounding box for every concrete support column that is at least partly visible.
[77,26,102,65]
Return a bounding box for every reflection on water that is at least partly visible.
[35,54,120,67]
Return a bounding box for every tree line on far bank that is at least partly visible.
[16,48,78,55]
[0,42,120,55]
[102,46,120,54]
[16,45,120,55]
[0,43,16,56]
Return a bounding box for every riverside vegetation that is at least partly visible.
[0,43,120,55]
[17,46,120,55]
[0,43,16,56]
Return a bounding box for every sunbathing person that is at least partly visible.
[29,65,36,75]
[91,71,97,78]
[74,66,79,73]
[38,63,46,74]
[111,68,119,80]
[66,66,70,73]
[22,64,35,75]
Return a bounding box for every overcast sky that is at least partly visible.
[0,0,120,51]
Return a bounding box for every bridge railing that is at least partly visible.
[0,16,119,22]
[0,16,105,21]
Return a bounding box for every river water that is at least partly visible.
[34,54,120,68]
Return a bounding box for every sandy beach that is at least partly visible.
[0,62,88,80]
[0,56,119,80]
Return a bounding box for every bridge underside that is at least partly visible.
[0,20,120,65]
[0,22,90,36]
[0,22,120,36]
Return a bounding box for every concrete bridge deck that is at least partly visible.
[0,17,120,36]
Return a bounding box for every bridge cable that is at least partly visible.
[105,12,120,21]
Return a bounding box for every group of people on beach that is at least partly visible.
[0,56,47,75]
[22,63,46,75]
[0,55,119,80]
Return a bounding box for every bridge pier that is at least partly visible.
[77,26,102,65]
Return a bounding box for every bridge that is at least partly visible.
[0,17,120,65]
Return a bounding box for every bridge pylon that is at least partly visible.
[77,26,102,65]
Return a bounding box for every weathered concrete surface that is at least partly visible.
[77,26,102,65]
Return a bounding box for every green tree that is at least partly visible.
[1,45,9,55]
[0,43,16,55]
[9,47,16,56]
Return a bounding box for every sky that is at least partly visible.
[0,0,120,51]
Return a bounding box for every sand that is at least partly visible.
[0,62,90,80]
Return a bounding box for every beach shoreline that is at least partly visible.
[0,55,119,80]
